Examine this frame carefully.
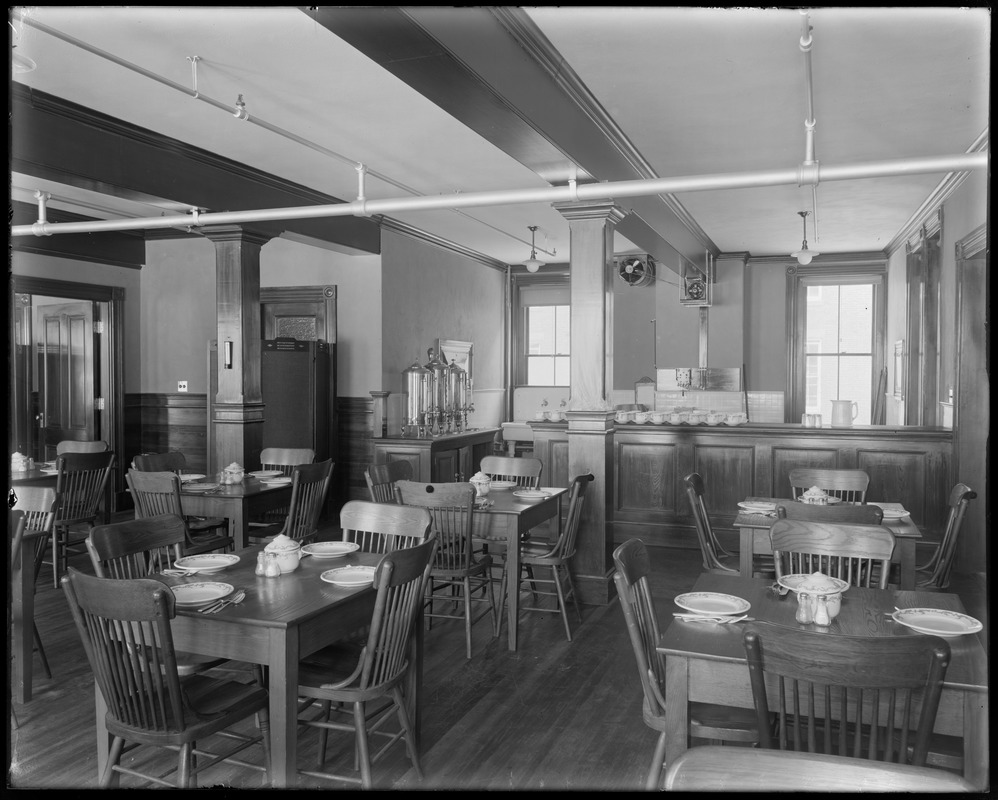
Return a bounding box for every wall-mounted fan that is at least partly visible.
[616,255,655,287]
[680,258,713,307]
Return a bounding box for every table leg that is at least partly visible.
[268,627,299,788]
[230,504,248,549]
[663,655,690,766]
[12,538,34,704]
[505,519,519,651]
[897,538,915,590]
[739,529,754,578]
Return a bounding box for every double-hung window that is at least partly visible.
[514,279,570,387]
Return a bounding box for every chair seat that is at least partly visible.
[431,554,493,580]
[188,516,226,532]
[640,697,760,741]
[184,533,234,556]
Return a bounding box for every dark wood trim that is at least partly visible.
[11,83,381,254]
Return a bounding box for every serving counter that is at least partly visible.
[371,427,500,484]
[529,421,953,551]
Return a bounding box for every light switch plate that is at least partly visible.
[178,381,188,392]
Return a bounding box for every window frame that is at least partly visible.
[509,268,571,392]
[785,258,887,423]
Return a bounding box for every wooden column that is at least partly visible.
[203,225,274,473]
[554,199,625,605]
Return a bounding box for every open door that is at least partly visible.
[36,300,98,459]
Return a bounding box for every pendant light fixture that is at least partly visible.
[790,210,819,265]
[522,225,544,273]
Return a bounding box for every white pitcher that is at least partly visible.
[830,399,859,428]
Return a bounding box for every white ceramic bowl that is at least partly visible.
[650,412,667,424]
[633,412,650,423]
[264,539,302,573]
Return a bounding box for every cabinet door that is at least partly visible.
[433,448,461,483]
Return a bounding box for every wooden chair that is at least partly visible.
[294,537,436,788]
[339,500,433,554]
[248,459,333,544]
[789,467,870,503]
[86,513,230,677]
[479,455,542,488]
[61,567,271,788]
[49,450,116,588]
[662,746,977,792]
[743,626,950,767]
[685,472,774,578]
[126,469,234,556]
[55,439,110,455]
[255,446,316,523]
[498,474,593,642]
[394,480,496,659]
[776,502,884,524]
[364,461,414,503]
[260,447,315,475]
[132,451,227,537]
[769,519,896,589]
[10,487,60,681]
[916,483,976,590]
[613,539,761,790]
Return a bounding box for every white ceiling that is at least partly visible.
[9,6,990,269]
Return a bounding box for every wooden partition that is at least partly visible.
[533,422,953,552]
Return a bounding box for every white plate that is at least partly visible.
[797,496,843,505]
[250,470,283,478]
[869,503,910,520]
[892,608,982,638]
[489,480,517,490]
[183,482,219,492]
[260,477,293,486]
[40,468,60,475]
[302,541,360,559]
[738,501,777,512]
[174,554,240,573]
[179,473,206,482]
[172,582,234,608]
[777,573,850,594]
[321,565,377,588]
[674,592,751,615]
[514,490,551,502]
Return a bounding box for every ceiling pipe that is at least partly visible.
[12,151,987,238]
[799,10,820,243]
[19,14,555,257]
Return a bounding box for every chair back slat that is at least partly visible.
[339,500,432,554]
[88,514,187,579]
[394,481,475,572]
[776,503,884,524]
[133,452,187,473]
[769,519,895,588]
[360,537,436,690]
[918,483,976,590]
[55,451,115,527]
[364,461,414,503]
[789,468,870,504]
[260,447,315,477]
[12,487,61,574]
[523,474,592,560]
[683,472,736,573]
[278,460,333,543]
[56,440,109,455]
[743,626,950,766]
[62,568,186,734]
[612,539,666,715]
[479,455,542,488]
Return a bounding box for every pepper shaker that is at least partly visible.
[255,552,267,576]
[264,552,282,578]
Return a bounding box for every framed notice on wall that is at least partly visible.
[438,339,473,388]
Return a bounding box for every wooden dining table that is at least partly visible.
[657,572,989,790]
[471,485,567,652]
[733,497,922,589]
[92,546,420,788]
[179,478,294,548]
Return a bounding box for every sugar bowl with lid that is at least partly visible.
[779,571,849,625]
[470,471,491,498]
[263,533,302,573]
[220,461,245,484]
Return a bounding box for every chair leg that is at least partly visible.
[392,685,423,779]
[101,736,126,788]
[646,731,668,790]
[463,576,473,660]
[258,708,272,780]
[551,565,573,641]
[562,565,583,623]
[34,624,52,679]
[316,700,332,768]
[353,701,373,789]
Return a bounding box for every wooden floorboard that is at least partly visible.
[8,517,988,790]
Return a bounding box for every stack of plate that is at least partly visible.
[301,542,359,559]
[174,554,240,574]
[892,608,982,638]
[320,565,376,588]
[171,582,234,609]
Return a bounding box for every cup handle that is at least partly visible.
[851,402,859,419]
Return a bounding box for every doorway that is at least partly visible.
[10,276,125,505]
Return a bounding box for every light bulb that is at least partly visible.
[524,257,543,273]
[796,250,813,265]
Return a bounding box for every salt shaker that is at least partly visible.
[264,552,282,578]
[813,594,831,626]
[255,552,267,576]
[795,593,813,624]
